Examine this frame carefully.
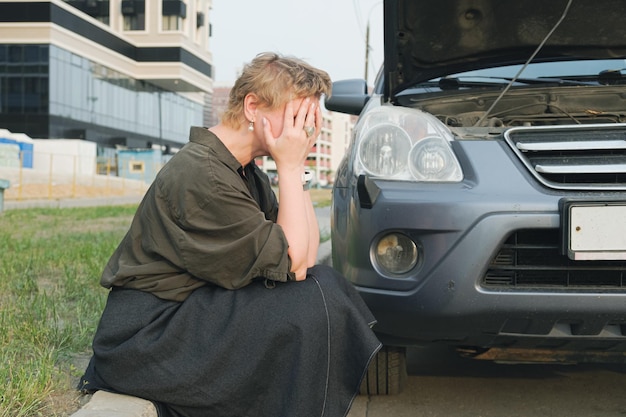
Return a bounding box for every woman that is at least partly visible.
[78,52,381,417]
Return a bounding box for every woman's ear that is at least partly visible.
[243,93,259,122]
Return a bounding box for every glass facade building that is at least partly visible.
[0,0,213,154]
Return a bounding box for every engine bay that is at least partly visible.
[408,86,626,129]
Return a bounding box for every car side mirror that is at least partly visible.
[325,79,370,116]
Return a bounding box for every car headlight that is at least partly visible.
[355,107,463,182]
[359,123,412,177]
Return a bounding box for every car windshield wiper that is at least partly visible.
[598,68,626,85]
[438,76,594,90]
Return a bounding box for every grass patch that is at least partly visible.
[308,187,333,208]
[0,206,136,417]
[0,190,332,416]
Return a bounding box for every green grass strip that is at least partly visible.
[0,205,136,417]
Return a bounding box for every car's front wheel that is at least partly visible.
[360,345,408,395]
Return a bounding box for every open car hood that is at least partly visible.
[384,0,626,100]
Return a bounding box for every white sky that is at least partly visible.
[209,0,384,87]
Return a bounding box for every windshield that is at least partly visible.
[456,59,626,78]
[402,59,626,93]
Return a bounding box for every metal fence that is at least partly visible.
[0,150,157,201]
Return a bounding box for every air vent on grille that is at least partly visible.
[483,229,626,291]
[504,124,626,190]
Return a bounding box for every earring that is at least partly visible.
[248,120,254,132]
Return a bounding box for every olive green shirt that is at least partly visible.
[100,127,294,301]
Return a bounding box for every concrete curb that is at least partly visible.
[71,391,157,417]
[72,384,368,417]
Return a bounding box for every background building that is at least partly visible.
[0,0,214,160]
[209,84,230,127]
[0,0,354,195]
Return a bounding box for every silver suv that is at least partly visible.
[326,0,626,394]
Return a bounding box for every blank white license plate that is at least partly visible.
[568,203,626,260]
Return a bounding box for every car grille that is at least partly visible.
[483,229,626,291]
[504,124,626,190]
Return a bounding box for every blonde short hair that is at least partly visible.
[221,52,332,129]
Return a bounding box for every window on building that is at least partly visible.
[63,1,111,25]
[0,44,49,114]
[123,15,145,30]
[162,0,186,31]
[122,1,145,30]
[129,160,145,173]
[194,0,206,43]
[162,15,182,31]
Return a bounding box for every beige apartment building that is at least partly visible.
[0,0,214,159]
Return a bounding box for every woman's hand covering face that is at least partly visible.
[262,97,321,172]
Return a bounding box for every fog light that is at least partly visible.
[373,232,418,274]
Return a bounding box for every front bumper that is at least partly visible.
[331,140,626,350]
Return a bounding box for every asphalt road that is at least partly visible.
[348,345,626,417]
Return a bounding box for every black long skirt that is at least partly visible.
[78,265,381,417]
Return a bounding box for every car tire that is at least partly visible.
[359,345,408,395]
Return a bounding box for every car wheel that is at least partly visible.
[359,345,407,395]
